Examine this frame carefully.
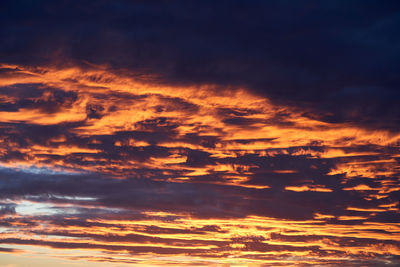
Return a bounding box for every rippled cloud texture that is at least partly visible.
[0,1,400,266]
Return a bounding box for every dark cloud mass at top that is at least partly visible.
[1,0,400,130]
[0,1,400,266]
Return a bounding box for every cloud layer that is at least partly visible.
[2,0,400,131]
[0,1,400,266]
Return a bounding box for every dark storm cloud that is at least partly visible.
[0,166,392,221]
[0,116,396,220]
[1,0,400,130]
[0,168,309,220]
[0,83,77,113]
[0,121,82,151]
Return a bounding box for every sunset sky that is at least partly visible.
[0,1,400,266]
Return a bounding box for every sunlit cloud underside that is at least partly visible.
[0,62,399,266]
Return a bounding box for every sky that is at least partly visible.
[0,0,399,266]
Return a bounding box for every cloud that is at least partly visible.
[1,1,400,130]
[0,1,399,265]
